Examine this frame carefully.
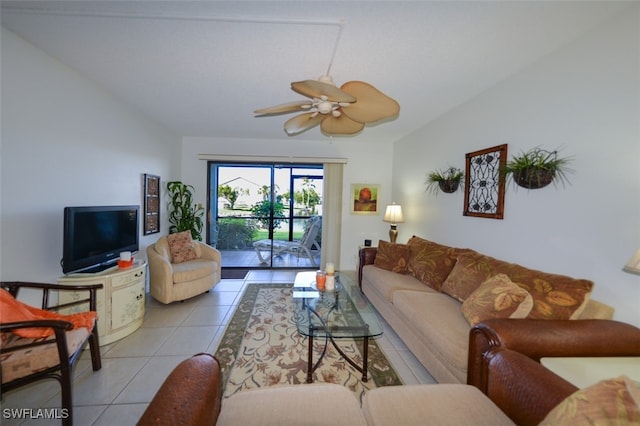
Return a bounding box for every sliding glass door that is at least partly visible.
[208,162,323,269]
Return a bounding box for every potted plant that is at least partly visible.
[425,167,464,194]
[166,181,205,241]
[503,148,573,189]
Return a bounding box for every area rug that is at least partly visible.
[214,283,402,400]
[220,268,249,279]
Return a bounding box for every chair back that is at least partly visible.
[299,216,321,249]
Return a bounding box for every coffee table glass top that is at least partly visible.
[292,271,383,339]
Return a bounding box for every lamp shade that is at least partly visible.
[624,249,640,274]
[383,204,404,224]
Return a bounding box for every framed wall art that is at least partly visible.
[463,144,508,219]
[143,174,160,235]
[350,183,379,215]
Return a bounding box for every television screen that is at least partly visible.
[63,205,139,274]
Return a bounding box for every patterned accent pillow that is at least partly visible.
[405,236,464,291]
[441,251,593,320]
[539,376,640,425]
[461,274,533,326]
[166,231,198,264]
[374,240,410,274]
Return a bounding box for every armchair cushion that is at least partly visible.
[0,288,96,338]
[0,327,91,383]
[539,375,640,425]
[173,258,219,284]
[167,230,198,264]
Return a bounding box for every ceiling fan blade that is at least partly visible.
[284,112,325,136]
[291,80,356,103]
[340,81,400,123]
[320,114,365,136]
[254,100,311,116]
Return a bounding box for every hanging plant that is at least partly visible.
[166,181,205,241]
[425,167,464,195]
[503,148,573,189]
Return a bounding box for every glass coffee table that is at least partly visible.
[292,271,383,383]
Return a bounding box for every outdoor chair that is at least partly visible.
[0,281,103,426]
[253,216,322,267]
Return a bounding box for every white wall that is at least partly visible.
[0,28,181,287]
[392,8,640,327]
[181,137,395,269]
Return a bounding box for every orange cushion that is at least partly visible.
[0,288,96,338]
[167,230,198,264]
[442,251,593,320]
[406,236,464,291]
[374,240,410,274]
[461,274,533,326]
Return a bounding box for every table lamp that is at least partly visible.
[623,249,640,275]
[383,203,404,243]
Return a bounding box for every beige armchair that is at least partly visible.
[147,235,221,304]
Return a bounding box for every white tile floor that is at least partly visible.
[0,270,435,425]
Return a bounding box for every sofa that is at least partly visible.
[358,236,615,384]
[138,317,640,426]
[146,231,221,304]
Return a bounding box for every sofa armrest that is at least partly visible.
[358,247,378,289]
[484,348,578,426]
[467,319,640,390]
[137,353,222,426]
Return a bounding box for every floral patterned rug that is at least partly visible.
[214,283,402,400]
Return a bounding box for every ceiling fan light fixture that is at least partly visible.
[317,101,333,114]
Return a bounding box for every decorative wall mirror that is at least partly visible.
[463,144,507,219]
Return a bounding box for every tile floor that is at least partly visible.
[1,270,435,425]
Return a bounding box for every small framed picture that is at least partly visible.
[143,174,160,235]
[350,183,380,215]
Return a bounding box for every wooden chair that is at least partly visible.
[0,281,103,426]
[253,216,322,267]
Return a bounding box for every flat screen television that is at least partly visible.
[62,205,139,274]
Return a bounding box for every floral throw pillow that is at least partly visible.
[166,231,198,264]
[405,236,464,291]
[540,376,640,425]
[460,274,533,326]
[374,240,410,274]
[441,250,593,320]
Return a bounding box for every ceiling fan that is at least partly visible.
[255,75,400,136]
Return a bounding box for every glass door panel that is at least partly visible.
[208,163,322,269]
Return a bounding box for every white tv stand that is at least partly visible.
[58,260,146,346]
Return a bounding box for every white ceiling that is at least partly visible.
[1,1,633,143]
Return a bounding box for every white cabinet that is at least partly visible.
[58,261,146,345]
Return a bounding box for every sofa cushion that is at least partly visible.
[441,251,593,320]
[217,383,367,426]
[363,384,515,426]
[461,274,533,326]
[405,236,465,291]
[392,291,469,380]
[374,240,410,274]
[362,265,438,303]
[539,376,640,425]
[167,231,198,264]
